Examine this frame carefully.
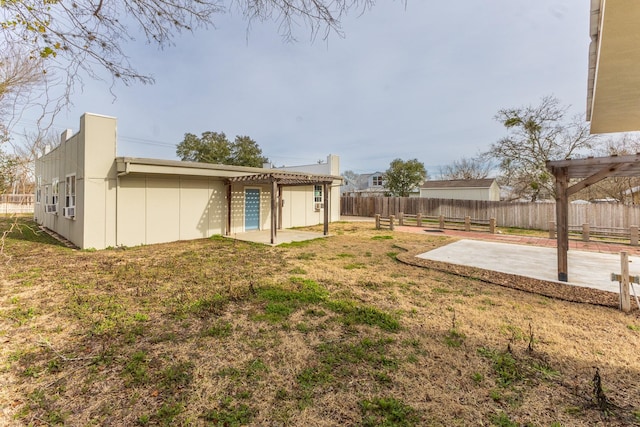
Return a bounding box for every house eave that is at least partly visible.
[587,0,640,133]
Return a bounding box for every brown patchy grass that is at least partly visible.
[1,217,640,426]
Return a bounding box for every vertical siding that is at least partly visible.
[118,176,228,246]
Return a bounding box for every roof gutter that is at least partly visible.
[117,160,131,177]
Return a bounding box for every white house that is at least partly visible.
[34,113,342,249]
[420,179,500,201]
[341,172,386,197]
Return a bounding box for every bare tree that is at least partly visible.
[1,0,376,138]
[439,156,491,180]
[0,45,48,141]
[0,129,55,196]
[485,96,600,201]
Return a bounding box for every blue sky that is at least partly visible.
[13,0,590,175]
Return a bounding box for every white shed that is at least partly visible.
[420,179,500,201]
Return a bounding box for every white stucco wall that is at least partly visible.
[35,114,342,249]
[116,176,227,247]
[34,113,117,249]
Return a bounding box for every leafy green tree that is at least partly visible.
[231,136,268,168]
[384,158,427,197]
[177,132,232,164]
[176,132,267,167]
[485,96,600,201]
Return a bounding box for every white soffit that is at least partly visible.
[589,0,640,133]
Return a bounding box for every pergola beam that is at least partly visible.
[566,163,624,196]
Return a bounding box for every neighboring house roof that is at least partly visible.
[342,172,385,192]
[421,179,496,189]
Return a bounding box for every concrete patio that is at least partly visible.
[416,238,640,295]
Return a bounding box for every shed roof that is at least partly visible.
[421,179,496,189]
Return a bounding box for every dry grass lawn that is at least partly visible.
[1,217,639,426]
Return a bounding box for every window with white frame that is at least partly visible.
[36,176,42,204]
[64,174,76,218]
[372,175,383,186]
[314,185,324,211]
[314,185,323,203]
[65,175,75,208]
[44,185,50,205]
[51,178,59,206]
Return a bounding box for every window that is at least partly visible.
[51,178,59,206]
[44,185,57,213]
[314,185,323,203]
[36,176,42,204]
[64,175,76,218]
[372,175,383,186]
[65,175,75,208]
[314,185,324,211]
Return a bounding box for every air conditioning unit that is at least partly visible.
[45,204,58,214]
[314,202,324,211]
[63,207,75,218]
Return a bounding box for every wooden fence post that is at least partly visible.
[399,212,404,226]
[389,215,395,231]
[582,223,590,242]
[417,213,422,227]
[439,215,444,229]
[375,214,380,230]
[465,216,471,232]
[549,221,556,239]
[631,225,639,246]
[621,251,631,312]
[489,218,496,234]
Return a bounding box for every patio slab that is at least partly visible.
[416,239,640,294]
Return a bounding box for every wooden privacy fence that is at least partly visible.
[342,196,640,230]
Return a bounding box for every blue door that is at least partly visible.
[245,189,260,231]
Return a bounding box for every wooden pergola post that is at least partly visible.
[226,183,232,236]
[555,166,569,282]
[547,154,640,283]
[277,184,283,230]
[323,182,329,236]
[270,178,277,244]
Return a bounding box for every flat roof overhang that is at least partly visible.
[115,157,341,184]
[588,0,640,133]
